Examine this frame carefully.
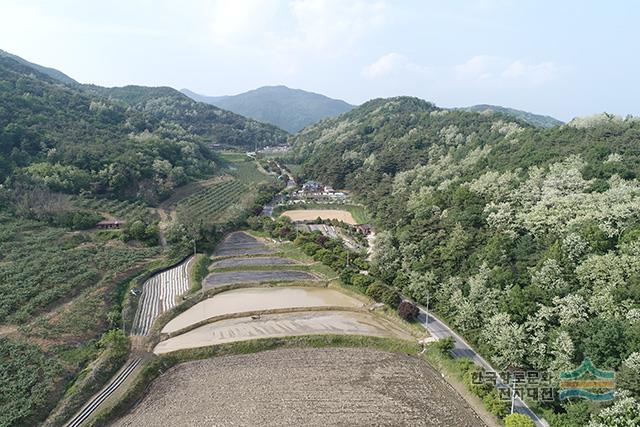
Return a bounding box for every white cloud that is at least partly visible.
[455,55,559,86]
[501,60,558,85]
[207,0,276,45]
[290,0,386,56]
[362,52,431,79]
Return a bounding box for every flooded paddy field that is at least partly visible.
[162,287,364,334]
[203,269,320,289]
[154,311,411,354]
[210,256,297,268]
[113,348,486,427]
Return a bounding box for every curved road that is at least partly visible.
[417,308,549,427]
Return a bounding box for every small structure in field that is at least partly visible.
[96,220,126,230]
[354,224,372,235]
[302,180,323,192]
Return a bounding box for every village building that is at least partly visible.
[96,220,126,230]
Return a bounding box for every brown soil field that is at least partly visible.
[203,269,321,289]
[281,209,358,224]
[154,311,412,354]
[113,348,486,426]
[212,231,275,257]
[211,256,298,268]
[162,287,364,334]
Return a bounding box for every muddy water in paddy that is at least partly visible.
[162,287,364,334]
[154,311,412,354]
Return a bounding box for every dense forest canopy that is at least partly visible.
[0,56,286,203]
[291,96,640,425]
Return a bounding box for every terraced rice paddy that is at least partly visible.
[113,348,486,426]
[210,256,297,268]
[162,287,364,334]
[203,270,320,289]
[212,231,274,257]
[131,257,194,336]
[154,311,412,354]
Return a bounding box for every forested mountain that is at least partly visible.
[291,96,640,425]
[182,85,355,133]
[0,55,286,202]
[0,48,77,85]
[461,104,564,128]
[85,85,287,150]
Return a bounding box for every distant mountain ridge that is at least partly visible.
[0,48,77,85]
[182,85,355,133]
[460,104,563,128]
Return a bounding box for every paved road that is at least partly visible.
[417,308,550,427]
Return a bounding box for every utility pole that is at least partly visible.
[510,377,516,415]
[425,291,430,326]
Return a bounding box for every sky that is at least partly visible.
[1,0,639,121]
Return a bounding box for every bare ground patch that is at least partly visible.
[210,256,297,268]
[203,270,320,289]
[113,347,486,427]
[281,209,358,224]
[162,287,364,334]
[154,311,413,354]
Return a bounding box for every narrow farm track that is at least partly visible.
[64,358,142,427]
[131,256,194,336]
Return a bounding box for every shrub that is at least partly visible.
[191,255,212,291]
[302,242,320,256]
[315,234,330,247]
[366,281,401,307]
[398,300,419,320]
[351,273,374,292]
[483,390,509,418]
[463,367,492,398]
[504,413,535,427]
[432,336,455,355]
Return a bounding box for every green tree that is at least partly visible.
[504,413,535,427]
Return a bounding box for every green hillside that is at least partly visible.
[461,104,564,128]
[291,96,640,425]
[182,85,354,133]
[87,85,288,149]
[0,48,77,85]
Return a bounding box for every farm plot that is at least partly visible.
[72,196,150,220]
[113,348,486,427]
[203,270,320,290]
[281,209,358,224]
[162,287,364,334]
[154,311,412,354]
[175,179,246,225]
[212,231,275,257]
[211,256,297,268]
[131,257,194,336]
